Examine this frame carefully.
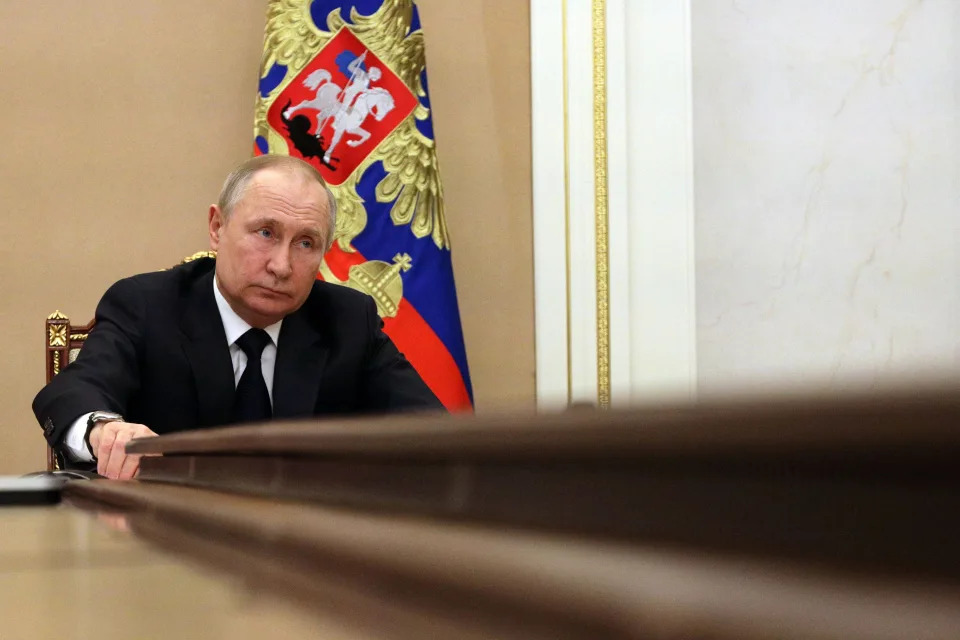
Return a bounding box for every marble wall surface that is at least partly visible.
[692,0,959,395]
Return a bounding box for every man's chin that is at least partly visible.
[241,298,296,327]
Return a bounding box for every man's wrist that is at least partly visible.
[84,411,124,459]
[63,414,95,462]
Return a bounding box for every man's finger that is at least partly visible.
[116,453,141,481]
[96,426,118,477]
[102,433,131,480]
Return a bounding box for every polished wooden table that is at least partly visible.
[11,386,960,639]
[7,493,960,640]
[0,505,365,640]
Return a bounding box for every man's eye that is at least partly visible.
[299,239,314,249]
[257,229,272,239]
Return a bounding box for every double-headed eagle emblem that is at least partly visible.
[254,0,449,252]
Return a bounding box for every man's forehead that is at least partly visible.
[241,169,327,210]
[247,167,322,195]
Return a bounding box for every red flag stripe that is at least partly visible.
[382,299,472,411]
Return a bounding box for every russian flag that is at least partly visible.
[253,0,473,411]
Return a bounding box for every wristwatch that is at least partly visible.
[84,411,124,460]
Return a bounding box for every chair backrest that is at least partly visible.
[43,251,217,470]
[44,311,94,470]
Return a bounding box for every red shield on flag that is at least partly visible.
[266,28,418,185]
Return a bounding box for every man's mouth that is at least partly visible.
[253,285,289,298]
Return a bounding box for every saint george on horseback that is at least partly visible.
[283,49,396,165]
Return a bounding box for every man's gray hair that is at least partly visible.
[217,155,338,252]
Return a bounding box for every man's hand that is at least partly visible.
[89,421,158,480]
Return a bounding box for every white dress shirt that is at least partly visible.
[63,276,282,462]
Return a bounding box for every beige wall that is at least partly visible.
[417,0,534,409]
[0,1,533,473]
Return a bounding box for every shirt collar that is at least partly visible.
[213,276,282,347]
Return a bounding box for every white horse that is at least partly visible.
[284,69,395,163]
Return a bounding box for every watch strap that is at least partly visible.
[84,412,124,460]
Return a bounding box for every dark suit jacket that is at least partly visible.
[33,257,442,453]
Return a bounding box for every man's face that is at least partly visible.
[208,168,329,328]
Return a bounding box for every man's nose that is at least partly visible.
[266,244,293,279]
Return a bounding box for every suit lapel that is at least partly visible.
[180,269,236,427]
[273,303,328,419]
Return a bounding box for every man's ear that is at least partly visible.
[208,205,224,250]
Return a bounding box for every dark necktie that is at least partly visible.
[232,328,273,423]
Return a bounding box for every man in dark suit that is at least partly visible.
[33,155,442,479]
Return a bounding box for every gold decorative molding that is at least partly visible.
[48,324,67,348]
[562,0,573,405]
[592,0,610,408]
[52,351,60,376]
[47,310,67,321]
[180,250,217,264]
[70,333,89,341]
